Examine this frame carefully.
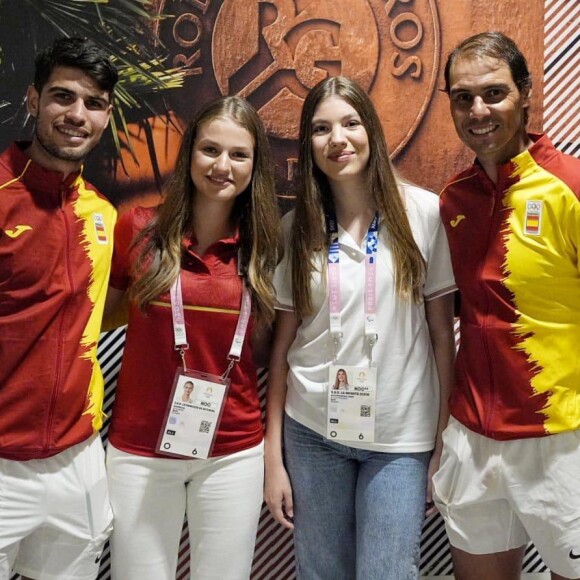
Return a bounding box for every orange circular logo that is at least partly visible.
[212,0,380,140]
[211,0,440,157]
[148,0,440,200]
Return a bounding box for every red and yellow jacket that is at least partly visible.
[440,134,580,440]
[0,142,116,459]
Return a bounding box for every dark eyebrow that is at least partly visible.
[46,86,74,95]
[197,138,252,152]
[478,83,511,92]
[449,82,511,97]
[312,113,360,125]
[47,85,110,106]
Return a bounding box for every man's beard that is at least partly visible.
[34,123,95,163]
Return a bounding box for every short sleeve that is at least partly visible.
[273,211,295,311]
[424,217,456,301]
[109,208,137,290]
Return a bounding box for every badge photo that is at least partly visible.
[327,364,377,443]
[157,369,229,460]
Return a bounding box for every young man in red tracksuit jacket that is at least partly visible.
[0,36,118,580]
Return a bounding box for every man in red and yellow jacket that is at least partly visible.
[434,32,580,580]
[0,37,117,580]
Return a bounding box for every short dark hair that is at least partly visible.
[444,32,532,94]
[34,36,118,98]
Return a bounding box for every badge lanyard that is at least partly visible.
[327,212,379,363]
[158,270,252,459]
[170,273,252,379]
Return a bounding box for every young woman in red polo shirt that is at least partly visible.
[104,96,280,580]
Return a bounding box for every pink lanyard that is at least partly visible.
[170,273,252,379]
[327,212,379,362]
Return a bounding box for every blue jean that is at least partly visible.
[284,415,429,580]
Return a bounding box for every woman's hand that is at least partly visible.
[264,459,295,529]
[425,447,442,517]
[263,310,300,529]
[424,293,455,518]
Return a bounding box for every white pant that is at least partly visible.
[0,435,112,580]
[106,441,264,580]
[433,417,580,579]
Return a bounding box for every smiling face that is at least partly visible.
[190,116,254,210]
[337,370,347,383]
[182,382,194,401]
[448,55,531,173]
[26,65,112,175]
[310,96,370,192]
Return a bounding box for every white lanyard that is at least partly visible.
[169,272,252,379]
[327,212,379,362]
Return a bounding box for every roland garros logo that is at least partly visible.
[153,0,440,160]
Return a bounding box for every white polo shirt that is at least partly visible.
[274,184,456,452]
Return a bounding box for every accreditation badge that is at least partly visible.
[326,364,377,443]
[157,369,229,459]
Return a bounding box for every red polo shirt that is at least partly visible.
[108,206,263,457]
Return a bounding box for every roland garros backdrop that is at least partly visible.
[1,0,577,578]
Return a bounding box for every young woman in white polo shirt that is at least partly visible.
[264,76,456,579]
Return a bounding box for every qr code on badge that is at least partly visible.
[360,405,371,417]
[199,420,212,434]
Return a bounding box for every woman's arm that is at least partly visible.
[251,323,274,368]
[263,309,300,529]
[101,286,129,331]
[424,291,456,515]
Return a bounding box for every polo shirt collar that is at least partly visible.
[184,227,240,249]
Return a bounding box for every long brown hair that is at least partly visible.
[129,96,280,326]
[292,76,425,317]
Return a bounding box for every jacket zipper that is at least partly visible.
[480,176,504,436]
[44,188,75,453]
